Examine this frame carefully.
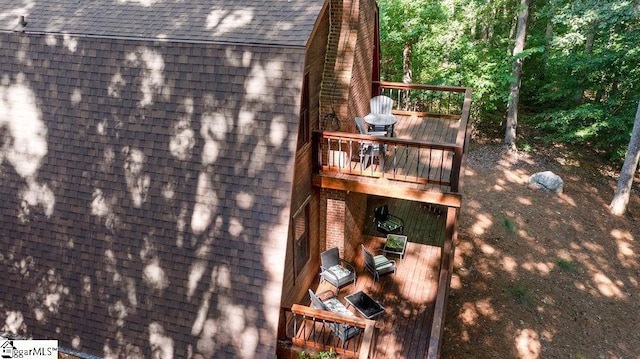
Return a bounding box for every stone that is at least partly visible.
[528,171,564,194]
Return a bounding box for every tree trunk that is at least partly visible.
[574,26,596,104]
[609,100,640,216]
[542,0,556,72]
[402,42,412,84]
[402,42,412,110]
[503,0,530,152]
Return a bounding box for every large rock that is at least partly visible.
[528,171,564,194]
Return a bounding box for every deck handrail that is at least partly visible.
[313,131,464,192]
[374,81,471,119]
[280,304,377,359]
[373,81,472,191]
[377,81,468,93]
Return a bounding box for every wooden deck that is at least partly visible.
[363,196,447,247]
[297,114,460,357]
[392,114,460,144]
[301,198,446,358]
[311,245,442,358]
[317,113,465,196]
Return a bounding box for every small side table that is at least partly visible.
[345,291,385,319]
[383,234,407,259]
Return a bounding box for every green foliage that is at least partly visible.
[501,216,517,235]
[378,0,640,161]
[520,143,533,152]
[299,349,340,359]
[556,258,579,273]
[508,282,533,304]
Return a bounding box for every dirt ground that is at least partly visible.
[440,141,640,359]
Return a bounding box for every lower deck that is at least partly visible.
[291,198,447,358]
[311,242,442,358]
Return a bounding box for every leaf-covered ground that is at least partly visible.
[441,142,640,359]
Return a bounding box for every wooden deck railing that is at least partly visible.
[279,304,377,359]
[314,131,464,192]
[377,81,473,154]
[375,81,470,120]
[314,82,472,193]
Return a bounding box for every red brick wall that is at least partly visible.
[319,0,379,134]
[320,189,346,253]
[317,0,378,262]
[320,0,357,132]
[344,191,368,262]
[319,189,367,264]
[327,198,346,252]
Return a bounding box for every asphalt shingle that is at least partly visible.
[0,0,325,46]
[0,17,308,356]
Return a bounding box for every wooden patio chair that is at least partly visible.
[354,117,386,170]
[365,95,397,134]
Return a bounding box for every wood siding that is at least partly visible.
[281,4,331,308]
[282,0,379,308]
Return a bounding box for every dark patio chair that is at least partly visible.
[320,247,356,290]
[374,204,404,235]
[361,244,396,282]
[355,117,386,170]
[308,289,362,348]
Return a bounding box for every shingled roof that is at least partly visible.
[0,1,328,358]
[0,0,325,46]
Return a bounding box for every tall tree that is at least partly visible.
[503,0,530,152]
[378,0,447,83]
[609,100,640,216]
[532,0,640,159]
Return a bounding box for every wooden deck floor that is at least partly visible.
[363,196,447,247]
[392,114,460,143]
[379,114,459,189]
[308,198,446,358]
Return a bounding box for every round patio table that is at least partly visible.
[364,113,397,136]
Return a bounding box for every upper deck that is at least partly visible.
[313,82,472,206]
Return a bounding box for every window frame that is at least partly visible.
[297,72,310,150]
[291,196,311,280]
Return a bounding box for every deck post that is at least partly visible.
[450,146,463,192]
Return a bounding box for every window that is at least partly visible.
[297,72,310,149]
[292,198,310,277]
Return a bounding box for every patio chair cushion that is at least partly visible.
[308,289,362,348]
[323,297,355,317]
[327,265,352,282]
[373,255,393,270]
[378,220,402,234]
[361,245,397,282]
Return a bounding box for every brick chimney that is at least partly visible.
[319,0,361,132]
